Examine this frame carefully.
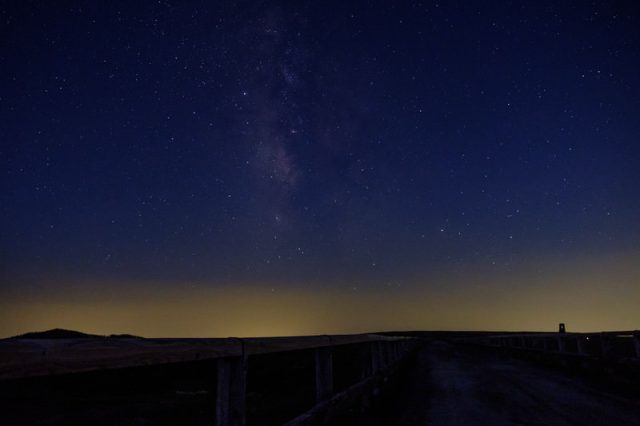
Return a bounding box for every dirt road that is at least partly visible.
[385,341,640,425]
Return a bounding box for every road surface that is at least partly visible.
[385,341,640,425]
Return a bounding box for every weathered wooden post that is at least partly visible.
[380,342,390,367]
[557,336,566,353]
[576,336,588,356]
[386,342,394,364]
[315,346,333,402]
[386,342,396,364]
[360,343,373,380]
[633,331,640,359]
[371,341,383,373]
[600,332,613,358]
[216,355,247,426]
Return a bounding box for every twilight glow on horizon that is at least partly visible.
[1,1,639,337]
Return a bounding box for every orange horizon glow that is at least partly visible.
[2,251,638,338]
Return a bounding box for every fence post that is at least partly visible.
[577,336,588,356]
[542,337,550,351]
[380,342,389,367]
[216,356,247,426]
[315,346,333,402]
[371,341,383,372]
[360,343,372,380]
[600,333,613,358]
[385,342,395,364]
[557,336,566,353]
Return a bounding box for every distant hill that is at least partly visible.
[11,328,100,339]
[10,328,143,340]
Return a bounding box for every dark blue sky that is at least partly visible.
[1,1,639,335]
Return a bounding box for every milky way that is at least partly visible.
[1,1,639,336]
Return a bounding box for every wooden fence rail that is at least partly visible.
[463,330,640,360]
[0,333,415,426]
[215,336,414,426]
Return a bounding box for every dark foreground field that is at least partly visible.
[1,333,639,425]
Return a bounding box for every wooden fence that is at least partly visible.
[215,335,414,426]
[0,334,416,425]
[464,330,640,360]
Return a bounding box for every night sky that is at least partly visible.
[1,1,639,337]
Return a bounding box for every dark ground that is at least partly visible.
[381,340,640,426]
[1,339,639,425]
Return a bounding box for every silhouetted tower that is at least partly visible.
[558,323,566,333]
